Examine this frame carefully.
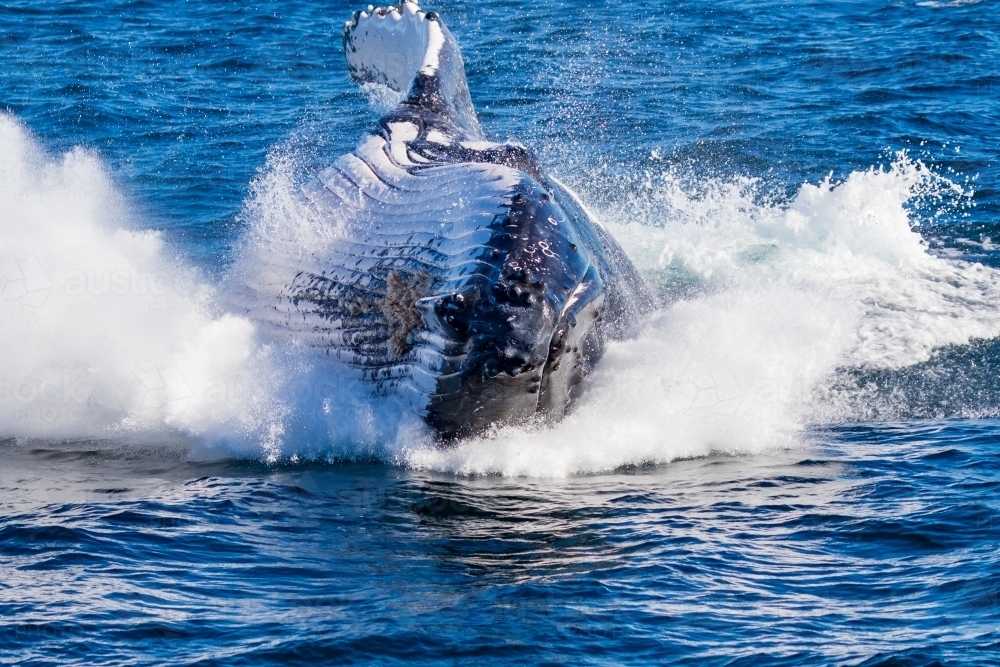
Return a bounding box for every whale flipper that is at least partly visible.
[344,0,483,138]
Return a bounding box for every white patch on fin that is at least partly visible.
[388,140,414,166]
[345,1,434,93]
[345,3,427,91]
[345,1,486,139]
[419,21,446,75]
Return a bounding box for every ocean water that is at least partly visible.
[1,0,998,664]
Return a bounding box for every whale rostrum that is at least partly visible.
[251,1,654,437]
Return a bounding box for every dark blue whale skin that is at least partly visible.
[271,4,654,438]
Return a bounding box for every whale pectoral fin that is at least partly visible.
[343,1,429,93]
[343,1,483,138]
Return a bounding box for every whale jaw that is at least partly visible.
[343,1,482,138]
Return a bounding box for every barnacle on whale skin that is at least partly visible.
[381,270,432,358]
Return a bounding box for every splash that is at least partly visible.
[605,154,993,370]
[5,110,999,476]
[361,82,406,116]
[0,115,285,454]
[0,116,429,462]
[404,284,848,476]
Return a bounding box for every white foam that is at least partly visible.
[607,155,996,371]
[7,110,998,476]
[0,115,285,454]
[916,0,982,7]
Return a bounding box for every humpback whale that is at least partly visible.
[250,0,653,437]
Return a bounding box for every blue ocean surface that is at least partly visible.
[1,0,999,665]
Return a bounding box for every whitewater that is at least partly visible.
[2,111,995,476]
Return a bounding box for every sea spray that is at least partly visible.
[5,111,1000,474]
[0,115,285,453]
